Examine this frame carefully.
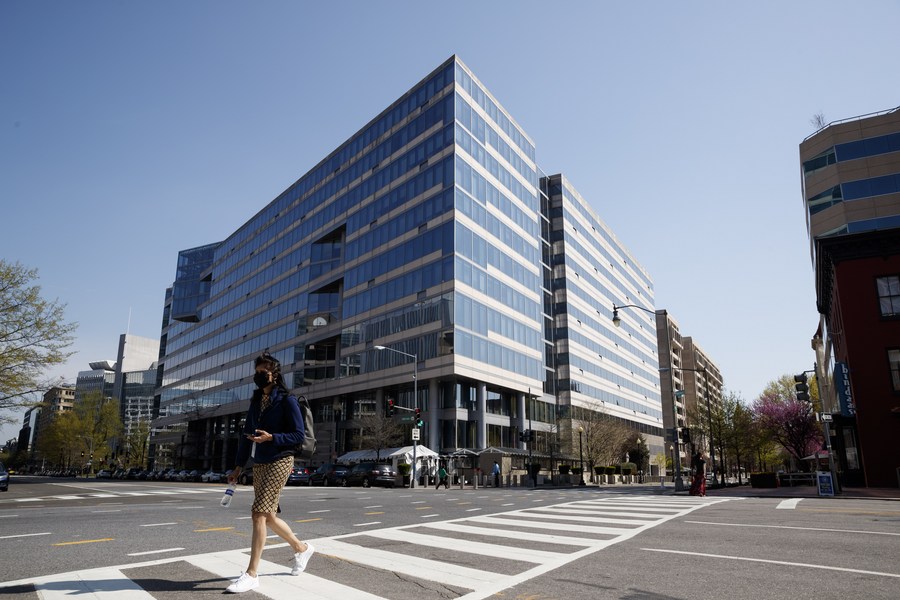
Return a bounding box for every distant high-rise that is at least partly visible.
[151,56,668,473]
[801,106,900,488]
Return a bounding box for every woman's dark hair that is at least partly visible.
[254,350,288,391]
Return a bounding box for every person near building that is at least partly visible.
[492,460,501,487]
[435,463,449,489]
[225,352,315,594]
[689,451,706,497]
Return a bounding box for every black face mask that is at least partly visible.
[253,371,272,388]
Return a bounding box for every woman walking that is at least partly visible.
[225,352,315,594]
[689,451,706,497]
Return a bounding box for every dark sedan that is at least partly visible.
[309,463,350,487]
[287,466,311,486]
[346,463,397,488]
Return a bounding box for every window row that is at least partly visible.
[345,222,453,289]
[344,256,454,318]
[455,93,537,188]
[455,187,540,266]
[455,255,542,323]
[453,329,544,382]
[213,95,453,283]
[218,64,454,255]
[455,129,540,217]
[455,292,543,349]
[454,62,536,162]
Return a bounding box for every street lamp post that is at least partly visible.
[578,426,585,486]
[612,303,685,491]
[661,365,717,486]
[375,345,418,489]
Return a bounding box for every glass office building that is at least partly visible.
[150,56,662,470]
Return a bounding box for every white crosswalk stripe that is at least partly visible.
[1,494,728,600]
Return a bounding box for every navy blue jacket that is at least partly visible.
[234,386,304,466]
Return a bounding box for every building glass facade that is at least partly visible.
[150,56,663,472]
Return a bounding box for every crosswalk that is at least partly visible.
[8,486,221,503]
[1,494,728,599]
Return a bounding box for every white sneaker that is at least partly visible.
[225,572,259,593]
[291,542,315,575]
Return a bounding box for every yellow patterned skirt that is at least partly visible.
[251,455,293,513]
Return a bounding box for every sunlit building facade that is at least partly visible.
[150,56,662,471]
[801,106,900,488]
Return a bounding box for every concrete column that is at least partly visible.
[428,379,439,451]
[517,392,527,451]
[476,382,486,449]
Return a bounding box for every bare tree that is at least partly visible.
[574,402,630,481]
[357,414,405,461]
[810,112,827,130]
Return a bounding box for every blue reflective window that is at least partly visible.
[835,132,900,162]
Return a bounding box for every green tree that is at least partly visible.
[72,391,122,471]
[0,261,77,420]
[36,409,82,468]
[124,419,151,468]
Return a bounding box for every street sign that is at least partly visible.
[411,428,420,441]
[399,416,414,422]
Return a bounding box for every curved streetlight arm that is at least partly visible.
[611,303,657,327]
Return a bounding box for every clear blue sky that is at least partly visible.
[2,1,898,442]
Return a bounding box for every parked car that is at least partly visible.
[96,469,113,479]
[112,468,127,480]
[309,463,350,487]
[238,467,253,486]
[0,461,9,491]
[287,466,311,486]
[126,467,143,480]
[201,470,224,483]
[346,463,397,488]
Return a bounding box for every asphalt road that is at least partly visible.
[1,477,898,599]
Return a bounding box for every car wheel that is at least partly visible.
[307,478,313,486]
[362,478,371,488]
[341,479,347,487]
[323,477,329,487]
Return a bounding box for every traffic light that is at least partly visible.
[795,373,810,402]
[387,398,394,416]
[81,451,85,458]
[518,431,525,442]
[414,407,422,427]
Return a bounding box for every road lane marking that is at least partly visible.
[127,547,185,556]
[308,509,330,513]
[92,510,122,513]
[294,518,323,523]
[0,532,52,539]
[686,520,900,536]
[777,499,802,509]
[140,522,178,527]
[364,511,385,515]
[642,547,900,578]
[415,506,432,510]
[193,527,234,532]
[0,515,19,518]
[421,514,440,518]
[353,521,381,527]
[364,505,383,509]
[53,538,115,546]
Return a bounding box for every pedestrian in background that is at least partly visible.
[689,451,706,497]
[435,463,449,489]
[225,352,315,594]
[492,461,501,488]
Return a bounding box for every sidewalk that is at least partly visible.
[684,483,900,501]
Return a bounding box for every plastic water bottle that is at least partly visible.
[221,482,237,507]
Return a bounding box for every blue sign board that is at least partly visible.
[834,362,855,417]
